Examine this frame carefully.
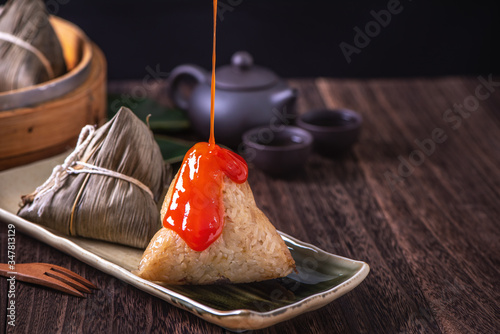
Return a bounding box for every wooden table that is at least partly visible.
[1,77,499,333]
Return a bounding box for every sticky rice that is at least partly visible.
[136,176,295,285]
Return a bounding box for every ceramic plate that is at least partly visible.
[0,155,369,331]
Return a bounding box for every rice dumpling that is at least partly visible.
[18,107,166,248]
[136,143,295,284]
[0,0,67,92]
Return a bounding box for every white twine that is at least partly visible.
[67,161,154,200]
[30,125,96,215]
[0,31,55,79]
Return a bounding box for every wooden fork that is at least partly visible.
[0,263,97,297]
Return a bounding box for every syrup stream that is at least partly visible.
[209,0,217,146]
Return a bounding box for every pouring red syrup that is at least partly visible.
[162,0,248,251]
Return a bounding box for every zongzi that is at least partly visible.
[136,0,294,283]
[0,0,67,92]
[136,143,295,284]
[18,107,166,248]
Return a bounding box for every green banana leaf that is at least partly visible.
[107,94,190,133]
[154,135,194,164]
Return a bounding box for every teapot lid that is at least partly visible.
[215,51,278,90]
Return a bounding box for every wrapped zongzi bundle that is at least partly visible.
[136,143,295,284]
[0,0,67,92]
[18,107,166,248]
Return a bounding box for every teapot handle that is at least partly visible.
[271,87,298,115]
[168,65,208,110]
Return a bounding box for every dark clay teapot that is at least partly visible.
[168,51,297,147]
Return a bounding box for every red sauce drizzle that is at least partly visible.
[162,0,248,251]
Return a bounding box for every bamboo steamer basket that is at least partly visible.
[0,16,107,171]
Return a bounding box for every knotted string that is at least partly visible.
[27,125,96,215]
[67,161,154,199]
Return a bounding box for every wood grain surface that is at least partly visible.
[1,77,499,333]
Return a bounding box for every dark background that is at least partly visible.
[5,0,500,80]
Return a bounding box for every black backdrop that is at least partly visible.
[7,0,500,80]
